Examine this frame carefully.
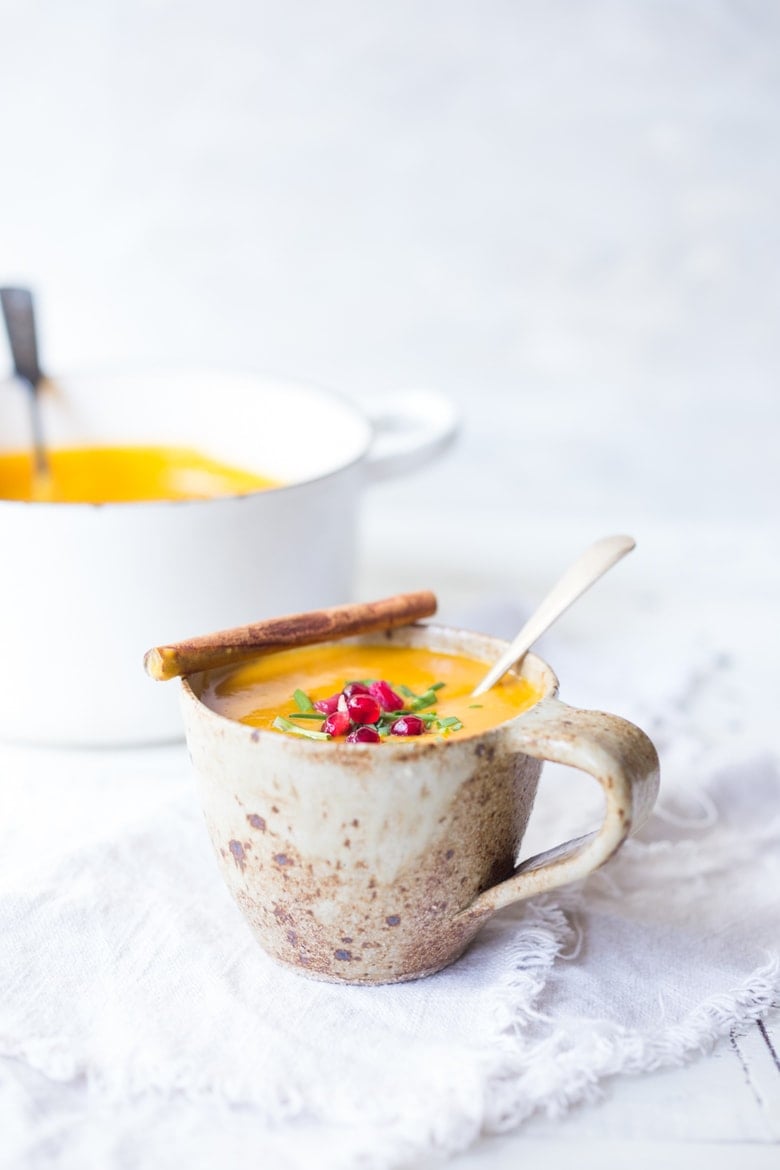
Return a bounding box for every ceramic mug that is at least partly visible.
[0,370,456,746]
[181,623,660,985]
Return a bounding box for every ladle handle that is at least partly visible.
[471,534,635,697]
[0,286,44,387]
[0,286,48,479]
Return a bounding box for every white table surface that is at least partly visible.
[3,508,777,1170]
[1,1,779,1165]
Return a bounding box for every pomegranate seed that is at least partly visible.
[346,726,381,744]
[369,680,404,712]
[322,710,351,737]
[390,715,425,737]
[342,682,369,699]
[313,693,340,714]
[347,694,382,725]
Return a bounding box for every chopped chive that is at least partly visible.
[436,716,463,731]
[293,688,314,712]
[411,691,438,711]
[287,712,326,720]
[431,682,445,691]
[396,684,417,698]
[378,710,438,725]
[272,715,330,741]
[468,704,483,709]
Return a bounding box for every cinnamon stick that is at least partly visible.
[143,590,437,681]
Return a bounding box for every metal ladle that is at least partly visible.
[0,285,51,493]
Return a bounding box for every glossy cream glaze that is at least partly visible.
[0,445,279,502]
[200,642,541,742]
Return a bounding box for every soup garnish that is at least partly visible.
[273,677,464,741]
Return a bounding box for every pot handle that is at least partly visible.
[456,697,660,922]
[363,389,458,483]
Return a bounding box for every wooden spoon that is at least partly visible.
[471,534,636,698]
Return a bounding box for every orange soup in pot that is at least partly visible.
[0,445,279,503]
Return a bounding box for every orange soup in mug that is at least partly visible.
[201,641,542,743]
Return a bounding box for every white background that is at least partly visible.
[1,0,778,532]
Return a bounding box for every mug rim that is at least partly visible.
[0,365,374,511]
[180,622,561,752]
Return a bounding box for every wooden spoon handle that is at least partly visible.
[143,591,437,681]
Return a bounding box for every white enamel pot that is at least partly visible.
[0,370,457,746]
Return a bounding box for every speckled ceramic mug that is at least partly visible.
[180,624,659,984]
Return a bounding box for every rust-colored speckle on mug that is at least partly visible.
[228,840,247,871]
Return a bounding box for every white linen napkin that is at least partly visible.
[1,623,778,1170]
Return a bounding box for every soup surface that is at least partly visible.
[201,642,541,743]
[0,445,279,502]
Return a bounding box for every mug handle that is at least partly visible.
[456,697,660,921]
[363,389,458,483]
